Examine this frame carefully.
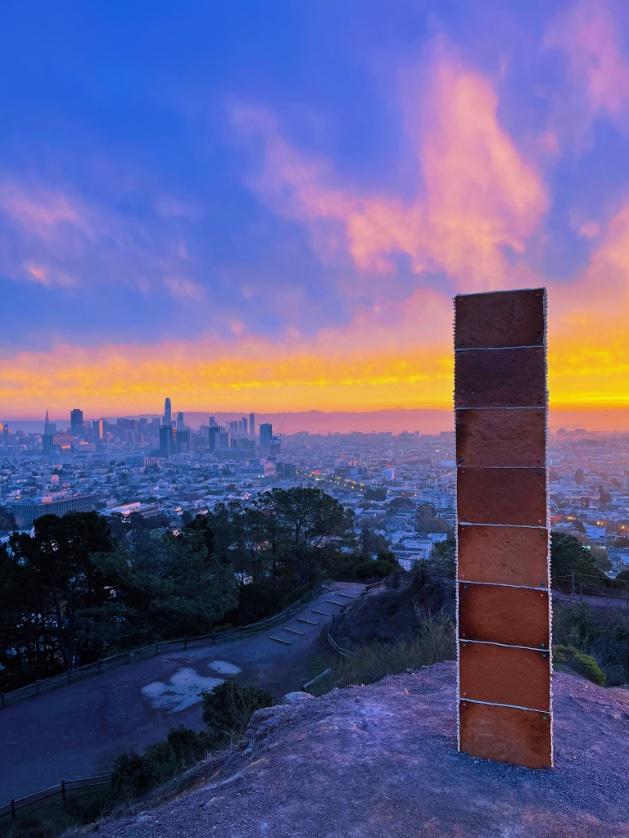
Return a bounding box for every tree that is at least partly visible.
[8,513,114,669]
[0,506,16,532]
[254,488,354,585]
[551,532,608,592]
[416,503,449,534]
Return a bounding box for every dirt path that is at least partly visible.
[0,583,363,802]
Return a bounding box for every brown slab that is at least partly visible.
[458,524,549,587]
[459,642,550,711]
[456,408,545,468]
[459,701,552,768]
[457,467,546,526]
[459,583,550,648]
[454,347,546,408]
[455,289,545,349]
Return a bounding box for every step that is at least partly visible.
[324,599,346,607]
[269,635,292,645]
[282,627,306,636]
[311,609,334,616]
[297,617,318,626]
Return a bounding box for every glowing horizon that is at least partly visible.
[1,2,628,424]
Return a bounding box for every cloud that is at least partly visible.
[163,275,206,301]
[231,45,547,290]
[545,0,629,134]
[0,176,202,296]
[0,181,95,241]
[549,200,629,405]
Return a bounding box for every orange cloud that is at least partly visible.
[1,271,625,420]
[549,201,629,406]
[232,46,547,289]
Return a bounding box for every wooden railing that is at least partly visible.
[0,774,113,820]
[0,586,322,709]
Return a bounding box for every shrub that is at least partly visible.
[111,727,211,800]
[553,601,628,686]
[229,579,307,625]
[313,613,455,694]
[553,644,606,686]
[354,559,397,581]
[202,681,274,745]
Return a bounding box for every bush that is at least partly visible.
[553,602,629,686]
[229,579,308,625]
[111,726,212,800]
[202,681,274,745]
[553,644,606,686]
[312,613,455,694]
[354,558,397,581]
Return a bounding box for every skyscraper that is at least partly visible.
[249,412,255,436]
[176,412,190,453]
[259,423,273,451]
[43,409,53,454]
[163,397,172,426]
[70,408,84,437]
[159,424,175,458]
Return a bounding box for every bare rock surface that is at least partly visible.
[88,662,629,838]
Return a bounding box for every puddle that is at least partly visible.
[208,660,241,675]
[142,667,224,713]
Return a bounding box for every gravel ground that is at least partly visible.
[84,662,629,838]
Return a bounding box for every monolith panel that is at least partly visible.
[455,288,552,768]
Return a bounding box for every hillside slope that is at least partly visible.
[86,662,628,838]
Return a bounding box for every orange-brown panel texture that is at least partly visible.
[454,289,545,349]
[457,468,546,526]
[458,524,549,588]
[456,408,545,468]
[459,584,550,649]
[454,347,546,408]
[459,701,552,768]
[459,642,550,711]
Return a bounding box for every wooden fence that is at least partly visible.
[0,586,322,709]
[0,774,113,820]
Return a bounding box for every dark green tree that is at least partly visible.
[8,512,114,668]
[551,532,608,592]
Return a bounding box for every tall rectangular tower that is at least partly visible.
[454,288,552,769]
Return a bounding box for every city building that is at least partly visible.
[9,494,97,528]
[70,408,84,437]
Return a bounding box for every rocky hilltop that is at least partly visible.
[86,662,628,838]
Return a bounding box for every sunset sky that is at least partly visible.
[1,0,628,427]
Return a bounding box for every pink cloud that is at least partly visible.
[163,275,205,301]
[0,182,95,240]
[231,47,547,290]
[545,0,629,128]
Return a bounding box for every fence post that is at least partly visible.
[61,780,66,801]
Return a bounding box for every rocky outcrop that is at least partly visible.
[329,568,454,650]
[87,662,629,837]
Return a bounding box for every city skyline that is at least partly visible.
[1,1,628,423]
